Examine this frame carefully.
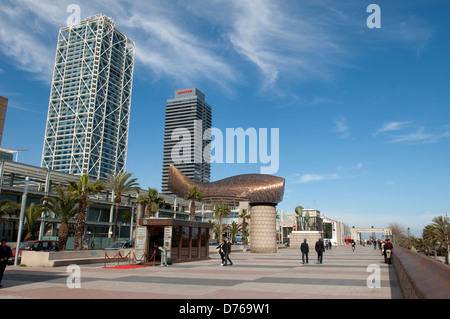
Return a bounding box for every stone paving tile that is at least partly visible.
[0,246,402,300]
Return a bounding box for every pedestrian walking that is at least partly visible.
[300,238,309,264]
[222,237,233,266]
[328,241,332,250]
[315,238,325,264]
[216,240,226,265]
[0,239,12,288]
[384,239,393,264]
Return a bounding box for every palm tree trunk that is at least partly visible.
[74,194,87,250]
[24,232,33,241]
[58,221,69,250]
[242,220,247,245]
[190,200,195,221]
[112,203,119,242]
[219,216,223,240]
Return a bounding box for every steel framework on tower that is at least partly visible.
[41,14,135,180]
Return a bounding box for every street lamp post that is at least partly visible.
[14,177,29,266]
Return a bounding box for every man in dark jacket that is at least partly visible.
[300,238,309,264]
[0,238,13,288]
[315,238,325,264]
[384,239,393,264]
[222,237,233,266]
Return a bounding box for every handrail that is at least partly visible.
[392,246,450,299]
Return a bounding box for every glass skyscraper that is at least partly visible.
[41,14,135,180]
[161,88,212,194]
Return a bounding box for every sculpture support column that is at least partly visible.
[250,204,277,253]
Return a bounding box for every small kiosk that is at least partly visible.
[135,218,212,264]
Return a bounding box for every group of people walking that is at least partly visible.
[300,238,327,264]
[300,237,394,264]
[214,236,394,267]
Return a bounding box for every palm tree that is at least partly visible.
[184,186,202,221]
[137,187,163,218]
[423,224,439,259]
[214,204,231,240]
[228,221,242,244]
[0,199,20,219]
[428,216,449,264]
[208,220,219,242]
[105,172,140,242]
[238,208,251,245]
[43,186,79,250]
[68,174,104,250]
[24,203,47,241]
[412,237,429,254]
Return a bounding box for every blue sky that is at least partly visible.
[1,0,449,236]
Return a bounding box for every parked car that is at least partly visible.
[104,240,134,250]
[9,240,61,264]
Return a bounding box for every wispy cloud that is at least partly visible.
[382,16,434,54]
[0,0,237,89]
[333,116,350,139]
[8,103,45,114]
[290,162,363,184]
[121,10,236,90]
[309,97,336,106]
[374,121,450,144]
[292,173,339,184]
[224,0,348,87]
[337,162,363,172]
[0,0,72,82]
[375,121,413,134]
[0,0,436,91]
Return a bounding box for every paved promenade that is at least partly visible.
[0,245,402,300]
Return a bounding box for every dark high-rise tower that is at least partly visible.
[161,88,212,194]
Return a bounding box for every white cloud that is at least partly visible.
[290,161,363,184]
[387,127,435,144]
[222,0,347,86]
[309,97,336,106]
[337,162,363,172]
[0,16,54,81]
[121,10,236,89]
[333,116,350,139]
[7,103,45,114]
[291,173,339,184]
[0,0,436,91]
[382,16,434,54]
[374,121,450,144]
[375,121,412,134]
[0,0,237,89]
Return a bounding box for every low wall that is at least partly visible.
[21,249,132,267]
[392,246,450,299]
